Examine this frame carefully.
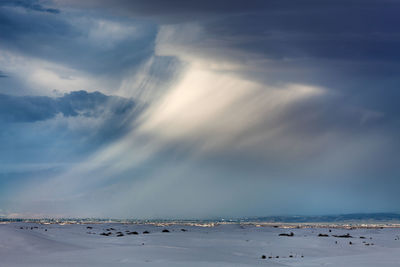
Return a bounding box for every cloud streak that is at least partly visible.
[0,0,60,14]
[0,90,135,123]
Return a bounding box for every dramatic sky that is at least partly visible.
[1,0,400,218]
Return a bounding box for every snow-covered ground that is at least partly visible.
[0,222,399,266]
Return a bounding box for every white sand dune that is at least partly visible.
[0,223,399,266]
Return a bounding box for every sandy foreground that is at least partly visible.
[0,222,399,266]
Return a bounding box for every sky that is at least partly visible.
[0,0,400,219]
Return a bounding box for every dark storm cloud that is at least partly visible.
[9,0,397,98]
[0,90,135,123]
[55,0,400,164]
[59,0,400,79]
[55,0,267,18]
[58,0,400,25]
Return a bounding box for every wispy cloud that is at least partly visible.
[0,0,60,14]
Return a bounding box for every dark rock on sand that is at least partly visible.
[318,234,329,237]
[279,232,294,237]
[101,232,112,236]
[162,229,170,233]
[333,233,352,238]
[143,231,150,234]
[127,231,139,235]
[261,255,266,259]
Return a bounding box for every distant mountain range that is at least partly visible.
[245,213,400,223]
